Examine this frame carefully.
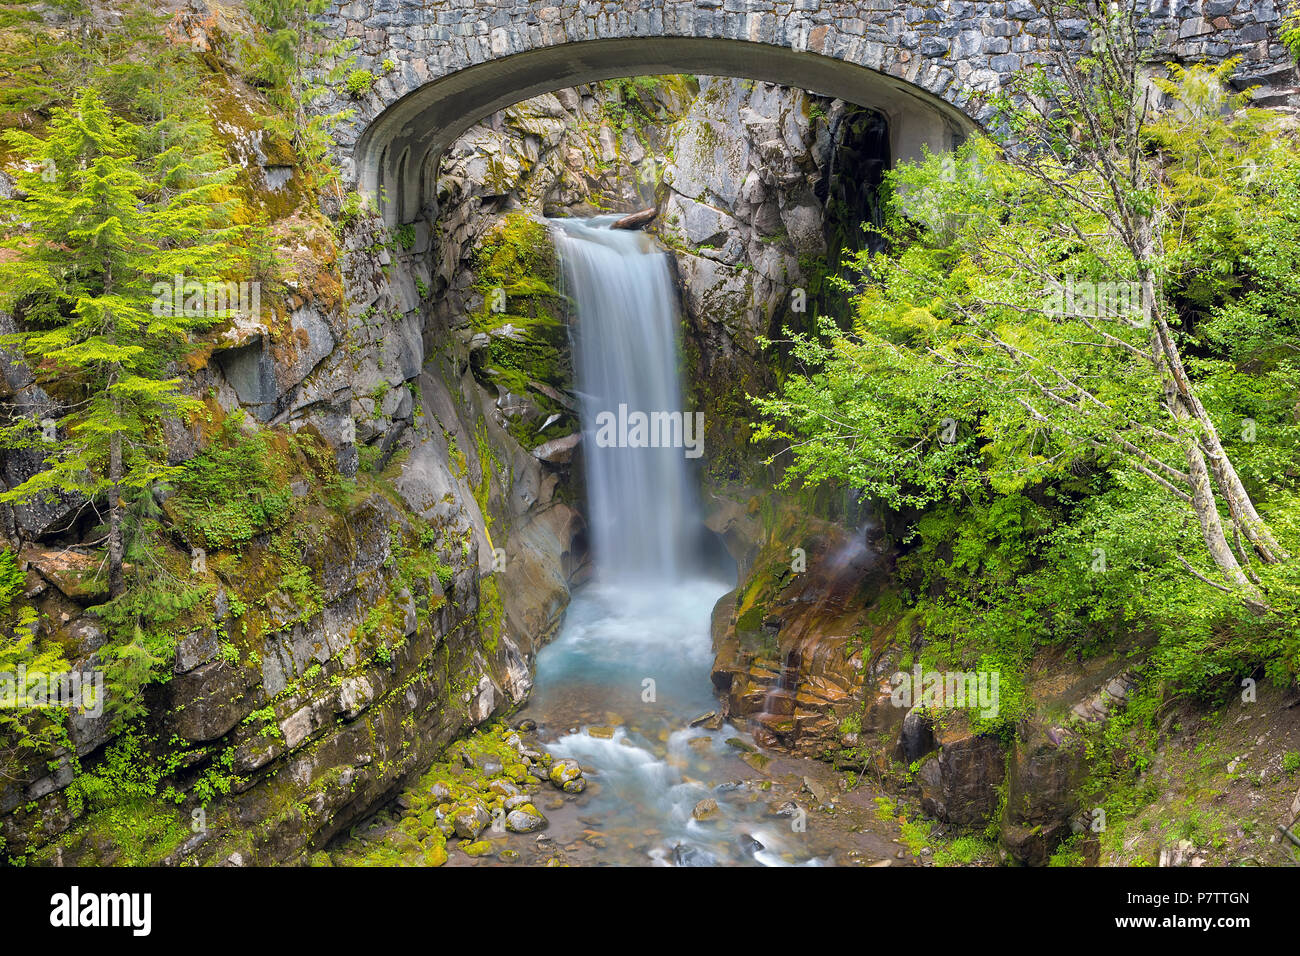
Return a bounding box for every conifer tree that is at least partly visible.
[0,86,236,596]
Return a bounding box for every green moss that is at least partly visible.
[476,575,504,654]
[330,722,547,866]
[1048,834,1089,867]
[471,213,559,306]
[472,418,497,531]
[933,834,994,866]
[468,214,576,449]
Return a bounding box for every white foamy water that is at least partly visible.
[529,583,826,866]
[551,215,701,582]
[525,218,827,866]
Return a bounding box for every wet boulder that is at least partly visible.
[999,724,1087,866]
[451,803,491,840]
[547,758,583,791]
[505,804,547,833]
[915,721,1007,826]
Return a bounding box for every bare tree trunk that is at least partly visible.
[1156,315,1285,563]
[108,418,123,598]
[1146,289,1286,564]
[1174,394,1263,609]
[106,256,123,598]
[1138,249,1268,610]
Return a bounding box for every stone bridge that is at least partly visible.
[316,0,1299,224]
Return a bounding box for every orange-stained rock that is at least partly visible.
[20,547,108,604]
[705,492,895,756]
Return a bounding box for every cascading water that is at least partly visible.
[549,216,699,581]
[518,216,828,866]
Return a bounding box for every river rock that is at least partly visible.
[672,843,716,867]
[737,833,765,858]
[548,758,583,790]
[802,776,832,809]
[505,804,548,833]
[487,779,522,799]
[451,803,491,840]
[692,798,719,822]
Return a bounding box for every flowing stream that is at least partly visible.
[516,217,826,865]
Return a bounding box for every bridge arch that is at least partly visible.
[318,0,1296,224]
[352,36,976,225]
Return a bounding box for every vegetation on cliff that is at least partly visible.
[0,1,475,866]
[756,18,1300,856]
[0,86,240,596]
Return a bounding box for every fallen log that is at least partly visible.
[610,207,657,230]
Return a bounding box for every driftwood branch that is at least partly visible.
[610,207,656,230]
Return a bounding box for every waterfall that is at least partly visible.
[550,215,700,582]
[524,216,827,866]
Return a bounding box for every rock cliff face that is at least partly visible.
[655,77,889,483]
[7,59,1023,864]
[703,491,893,757]
[0,67,688,864]
[8,38,1262,868]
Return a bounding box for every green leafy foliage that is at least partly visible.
[61,729,189,865]
[243,0,357,189]
[756,67,1300,698]
[0,85,239,592]
[345,69,374,98]
[1283,11,1300,61]
[93,574,211,731]
[0,549,70,783]
[169,412,297,551]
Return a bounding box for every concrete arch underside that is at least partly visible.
[356,37,973,224]
[319,0,1297,224]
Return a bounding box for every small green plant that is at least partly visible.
[1283,752,1300,775]
[933,835,992,866]
[898,816,932,856]
[1048,834,1088,867]
[345,69,375,97]
[278,563,323,622]
[340,190,365,227]
[1283,12,1300,60]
